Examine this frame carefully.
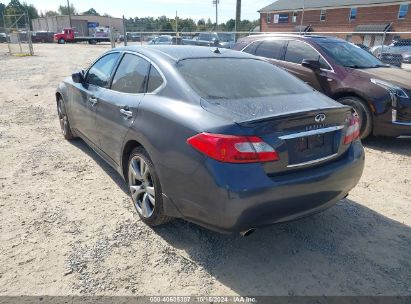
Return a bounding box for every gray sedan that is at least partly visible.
[56,46,364,234]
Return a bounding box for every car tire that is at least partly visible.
[57,97,75,140]
[338,96,373,139]
[58,38,65,44]
[127,147,172,227]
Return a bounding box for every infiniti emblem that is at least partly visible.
[315,113,327,123]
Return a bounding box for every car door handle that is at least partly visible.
[120,108,133,118]
[88,97,98,106]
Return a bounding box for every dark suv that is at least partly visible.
[234,35,411,138]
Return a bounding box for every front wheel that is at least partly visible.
[58,38,65,44]
[127,147,172,226]
[338,96,373,139]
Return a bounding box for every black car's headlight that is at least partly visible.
[371,78,409,99]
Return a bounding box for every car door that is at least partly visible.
[69,52,120,145]
[197,33,209,46]
[281,40,332,93]
[95,53,151,165]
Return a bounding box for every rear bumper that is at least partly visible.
[171,141,365,233]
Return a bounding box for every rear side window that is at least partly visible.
[243,41,261,55]
[177,58,311,100]
[285,40,330,69]
[86,52,120,88]
[158,36,171,43]
[199,33,210,41]
[255,40,286,60]
[111,54,150,94]
[147,66,164,93]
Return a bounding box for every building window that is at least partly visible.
[267,13,272,23]
[350,8,357,20]
[320,9,326,21]
[292,11,298,23]
[398,4,409,19]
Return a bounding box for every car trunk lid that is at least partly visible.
[201,91,353,174]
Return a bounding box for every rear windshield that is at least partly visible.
[177,58,311,99]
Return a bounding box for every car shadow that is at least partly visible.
[154,199,411,295]
[68,138,129,194]
[362,136,411,157]
[68,138,410,295]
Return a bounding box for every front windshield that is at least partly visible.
[317,41,386,68]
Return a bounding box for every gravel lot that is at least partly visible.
[0,43,410,296]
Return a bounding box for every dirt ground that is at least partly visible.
[0,43,410,297]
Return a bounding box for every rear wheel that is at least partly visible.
[57,97,74,140]
[127,147,172,226]
[338,96,373,139]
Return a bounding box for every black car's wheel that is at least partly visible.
[127,147,172,226]
[58,38,65,44]
[57,97,75,140]
[338,96,373,139]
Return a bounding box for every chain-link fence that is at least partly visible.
[120,17,258,47]
[116,27,411,69]
[2,13,33,56]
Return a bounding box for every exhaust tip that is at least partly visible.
[240,228,256,237]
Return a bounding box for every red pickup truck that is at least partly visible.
[54,28,111,44]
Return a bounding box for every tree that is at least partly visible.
[160,22,173,32]
[177,18,196,32]
[224,19,235,31]
[44,10,58,17]
[4,0,37,28]
[206,18,212,30]
[0,2,6,27]
[22,2,39,21]
[58,4,77,15]
[82,8,99,16]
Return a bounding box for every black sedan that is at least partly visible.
[56,46,364,235]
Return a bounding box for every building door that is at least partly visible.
[363,35,372,47]
[374,35,384,48]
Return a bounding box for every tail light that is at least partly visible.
[344,116,360,144]
[187,133,279,163]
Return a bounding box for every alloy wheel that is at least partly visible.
[128,156,156,218]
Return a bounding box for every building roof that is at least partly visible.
[354,23,392,32]
[259,0,408,12]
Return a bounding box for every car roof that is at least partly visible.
[113,45,255,62]
[245,34,345,43]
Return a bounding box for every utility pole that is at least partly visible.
[176,11,178,36]
[213,0,219,31]
[67,0,72,28]
[299,0,305,35]
[235,0,241,40]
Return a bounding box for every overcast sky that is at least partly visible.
[5,0,275,22]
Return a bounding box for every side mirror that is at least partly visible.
[301,59,321,70]
[72,70,84,83]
